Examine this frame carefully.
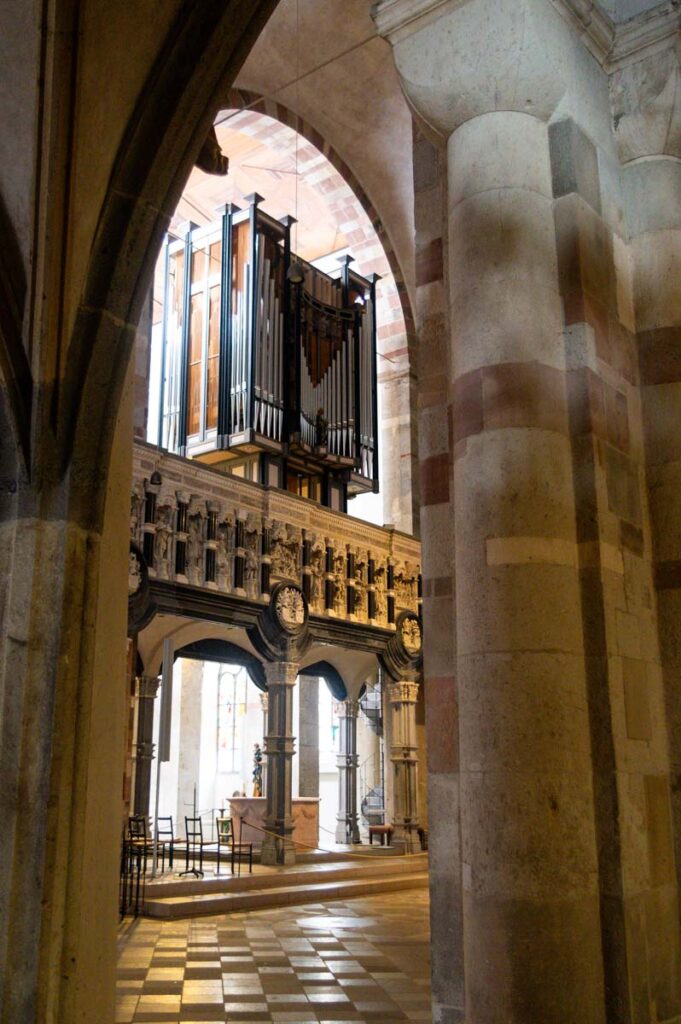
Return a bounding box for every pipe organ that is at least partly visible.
[156,194,379,511]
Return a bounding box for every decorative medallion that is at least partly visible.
[400,615,422,655]
[274,585,306,630]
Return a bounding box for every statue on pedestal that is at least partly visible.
[252,743,263,797]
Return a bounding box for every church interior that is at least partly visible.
[1,1,681,1022]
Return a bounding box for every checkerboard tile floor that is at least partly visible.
[117,890,431,1023]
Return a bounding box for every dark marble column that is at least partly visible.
[261,661,298,865]
[133,674,160,816]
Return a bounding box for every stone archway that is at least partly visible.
[0,5,279,1023]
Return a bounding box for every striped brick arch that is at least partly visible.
[217,89,416,380]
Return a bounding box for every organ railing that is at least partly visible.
[131,441,420,629]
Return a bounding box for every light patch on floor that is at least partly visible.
[117,889,431,1022]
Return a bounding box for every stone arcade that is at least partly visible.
[1,1,681,1023]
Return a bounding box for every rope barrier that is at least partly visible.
[237,817,415,860]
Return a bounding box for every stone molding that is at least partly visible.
[371,0,459,40]
[372,0,680,73]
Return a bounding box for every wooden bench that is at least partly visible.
[368,825,393,846]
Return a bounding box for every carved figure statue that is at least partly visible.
[130,483,145,540]
[374,566,387,621]
[154,505,174,577]
[245,549,259,596]
[186,513,204,584]
[252,743,263,797]
[309,542,325,610]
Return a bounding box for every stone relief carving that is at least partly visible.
[129,463,420,626]
[274,586,306,629]
[271,521,300,580]
[400,616,422,655]
[395,561,418,608]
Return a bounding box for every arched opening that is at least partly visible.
[140,104,416,530]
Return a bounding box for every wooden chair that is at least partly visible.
[156,816,186,870]
[215,816,233,875]
[183,816,215,877]
[128,815,166,871]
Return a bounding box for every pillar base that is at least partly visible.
[260,833,296,866]
[391,824,421,854]
[335,816,361,844]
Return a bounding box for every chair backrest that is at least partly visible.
[216,816,232,843]
[128,815,148,841]
[185,816,203,842]
[156,816,174,841]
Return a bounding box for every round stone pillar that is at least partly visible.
[261,661,298,865]
[133,674,160,817]
[449,112,604,1021]
[386,679,420,853]
[335,699,361,844]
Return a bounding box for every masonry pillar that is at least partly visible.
[133,674,160,816]
[616,33,681,1019]
[374,2,608,1020]
[261,661,298,865]
[298,676,319,798]
[335,699,361,844]
[386,680,420,853]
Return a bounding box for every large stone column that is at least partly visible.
[619,35,681,1020]
[133,674,160,816]
[298,676,319,798]
[335,699,361,843]
[385,680,420,853]
[374,2,608,1020]
[261,661,298,865]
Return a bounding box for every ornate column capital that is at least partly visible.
[372,0,573,137]
[264,660,299,688]
[386,679,420,705]
[136,675,160,699]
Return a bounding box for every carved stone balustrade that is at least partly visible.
[130,441,421,632]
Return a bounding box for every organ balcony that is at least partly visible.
[155,194,379,513]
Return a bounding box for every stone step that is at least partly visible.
[144,870,429,919]
[145,853,428,900]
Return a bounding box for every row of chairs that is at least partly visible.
[128,814,240,874]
